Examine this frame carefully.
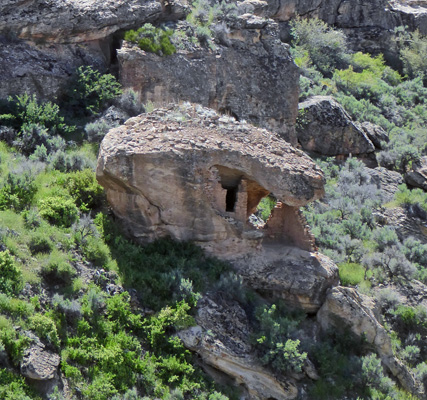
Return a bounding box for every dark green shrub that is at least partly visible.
[50,150,94,172]
[124,24,176,56]
[0,325,31,365]
[61,168,104,211]
[290,17,349,75]
[0,368,41,399]
[30,313,60,348]
[41,259,76,285]
[38,196,79,227]
[253,304,307,374]
[0,93,74,136]
[0,170,37,212]
[67,66,122,115]
[81,236,111,267]
[29,233,53,254]
[0,250,23,296]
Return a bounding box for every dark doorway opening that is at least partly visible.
[225,186,238,212]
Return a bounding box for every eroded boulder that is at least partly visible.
[405,156,427,191]
[317,287,418,394]
[178,295,298,399]
[20,335,60,381]
[97,103,339,311]
[297,96,375,156]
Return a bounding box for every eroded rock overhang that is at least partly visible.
[97,104,324,248]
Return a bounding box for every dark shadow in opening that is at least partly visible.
[225,186,238,212]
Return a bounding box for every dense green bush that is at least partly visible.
[0,368,41,399]
[30,313,61,348]
[0,250,23,296]
[67,66,122,115]
[124,24,176,56]
[290,17,349,75]
[253,304,307,374]
[38,196,79,227]
[28,233,53,254]
[60,168,104,211]
[0,93,74,136]
[0,170,37,212]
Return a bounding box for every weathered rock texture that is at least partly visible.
[97,103,339,310]
[317,287,418,395]
[267,0,427,61]
[297,96,375,156]
[179,295,298,400]
[0,0,163,44]
[0,0,181,101]
[20,335,60,381]
[118,16,300,144]
[405,156,427,191]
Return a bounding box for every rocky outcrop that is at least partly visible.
[0,38,108,101]
[380,207,427,244]
[405,156,427,191]
[297,96,375,156]
[317,286,418,395]
[97,103,339,310]
[361,122,389,150]
[179,295,298,400]
[20,334,60,381]
[118,17,300,144]
[366,167,404,202]
[0,0,163,44]
[267,0,427,60]
[0,0,183,101]
[234,246,339,312]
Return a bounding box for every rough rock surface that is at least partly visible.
[234,246,339,312]
[297,96,375,156]
[268,0,427,60]
[317,287,418,395]
[405,156,427,191]
[178,295,298,399]
[20,334,60,381]
[0,38,108,101]
[0,0,163,43]
[97,103,339,310]
[361,122,389,150]
[380,207,427,244]
[366,167,404,202]
[0,0,184,100]
[118,17,300,144]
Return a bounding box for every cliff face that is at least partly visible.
[267,0,427,60]
[118,17,300,144]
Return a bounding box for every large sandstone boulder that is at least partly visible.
[178,295,298,400]
[97,104,339,310]
[405,156,427,191]
[297,96,375,156]
[97,103,324,253]
[317,287,418,395]
[118,17,300,144]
